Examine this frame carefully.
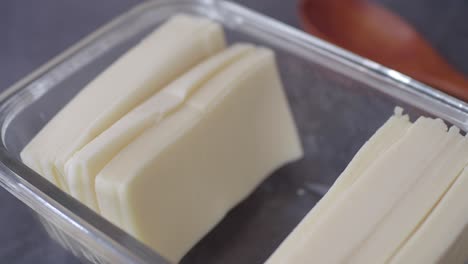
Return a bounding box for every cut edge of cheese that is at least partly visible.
[389,166,468,264]
[267,116,449,264]
[64,44,255,211]
[95,47,281,225]
[349,125,468,263]
[266,108,411,263]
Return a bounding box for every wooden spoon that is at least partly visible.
[299,0,468,101]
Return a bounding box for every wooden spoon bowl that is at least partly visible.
[299,0,468,101]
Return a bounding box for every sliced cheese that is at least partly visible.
[390,167,468,264]
[20,14,225,191]
[95,48,303,262]
[267,109,411,264]
[349,126,468,263]
[64,44,253,211]
[267,116,449,264]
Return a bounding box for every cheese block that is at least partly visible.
[20,14,225,191]
[390,167,468,264]
[267,109,411,263]
[267,116,450,264]
[95,48,303,262]
[349,126,468,263]
[64,44,254,211]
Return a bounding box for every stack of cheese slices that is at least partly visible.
[20,15,303,262]
[267,108,468,264]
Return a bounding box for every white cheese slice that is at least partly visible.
[267,109,411,263]
[64,44,254,211]
[267,116,449,264]
[389,167,468,264]
[20,14,225,191]
[95,48,303,262]
[349,126,468,263]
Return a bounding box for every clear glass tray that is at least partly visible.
[0,1,467,263]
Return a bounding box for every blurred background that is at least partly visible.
[0,0,467,263]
